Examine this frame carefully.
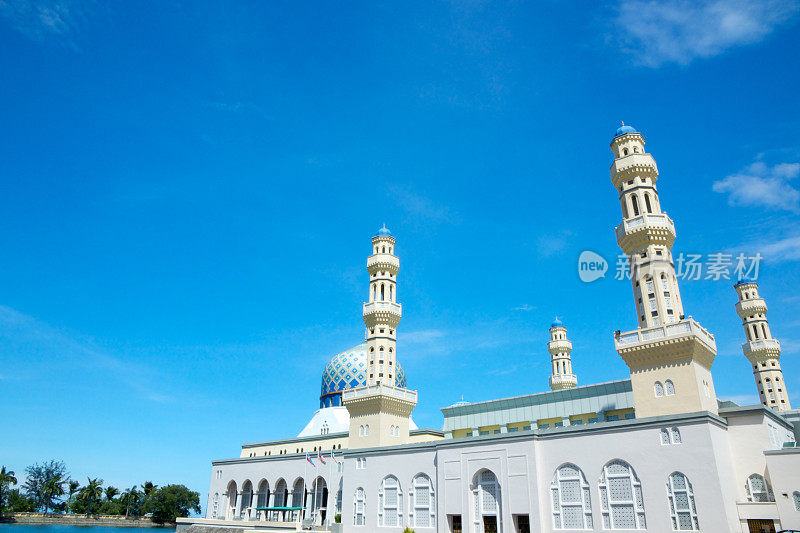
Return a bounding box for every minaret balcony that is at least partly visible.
[615,318,716,368]
[610,153,658,188]
[363,301,402,326]
[547,339,572,355]
[742,339,781,360]
[735,298,767,318]
[549,373,577,390]
[616,213,676,252]
[367,253,400,274]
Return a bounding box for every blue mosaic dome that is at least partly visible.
[614,124,638,137]
[377,224,392,236]
[319,343,407,408]
[551,317,564,328]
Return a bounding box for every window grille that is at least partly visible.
[551,464,592,529]
[354,487,365,525]
[378,476,403,527]
[598,460,646,529]
[666,472,699,530]
[409,474,434,527]
[745,474,774,502]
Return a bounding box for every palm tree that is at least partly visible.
[141,481,157,511]
[0,466,18,515]
[67,480,80,514]
[41,476,66,514]
[104,486,119,502]
[81,478,103,517]
[120,486,141,518]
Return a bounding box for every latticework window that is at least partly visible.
[666,472,699,530]
[660,428,671,445]
[409,474,435,527]
[211,493,219,519]
[551,464,592,529]
[745,474,774,502]
[793,491,800,511]
[378,476,403,527]
[354,487,365,526]
[665,380,675,396]
[472,470,501,531]
[598,460,646,529]
[655,382,664,397]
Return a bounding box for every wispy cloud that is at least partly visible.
[514,304,535,312]
[713,159,800,212]
[718,393,759,406]
[0,0,91,44]
[403,329,446,345]
[612,0,800,67]
[536,230,573,257]
[389,186,456,224]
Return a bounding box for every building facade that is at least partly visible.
[179,125,800,533]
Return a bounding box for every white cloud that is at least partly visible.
[0,0,85,41]
[536,230,573,257]
[514,304,535,312]
[389,186,456,224]
[613,0,799,67]
[713,160,800,212]
[402,329,446,345]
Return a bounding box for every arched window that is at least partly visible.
[390,285,393,301]
[256,479,269,518]
[644,194,652,214]
[365,424,370,436]
[671,427,681,444]
[240,480,253,518]
[472,470,501,533]
[667,472,699,530]
[211,493,219,519]
[623,148,629,156]
[631,196,640,216]
[359,425,364,437]
[598,460,646,529]
[291,479,305,521]
[551,463,592,529]
[793,491,800,511]
[761,324,768,339]
[745,474,774,502]
[409,474,435,527]
[381,284,385,301]
[654,382,664,397]
[633,146,639,153]
[354,487,366,525]
[660,428,671,445]
[665,380,675,396]
[378,476,403,527]
[225,481,238,520]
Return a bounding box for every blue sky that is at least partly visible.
[1,0,799,512]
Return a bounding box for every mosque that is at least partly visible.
[177,125,800,533]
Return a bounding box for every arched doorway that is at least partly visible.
[240,480,253,519]
[291,478,305,522]
[472,469,501,533]
[272,479,288,522]
[311,476,328,525]
[256,479,269,520]
[225,481,238,521]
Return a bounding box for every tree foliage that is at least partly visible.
[143,485,200,524]
[22,461,69,514]
[0,466,18,515]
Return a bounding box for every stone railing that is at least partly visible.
[548,339,572,353]
[343,383,417,403]
[363,301,402,315]
[616,213,675,242]
[742,339,781,356]
[615,318,716,352]
[735,298,767,317]
[367,253,399,271]
[610,153,658,183]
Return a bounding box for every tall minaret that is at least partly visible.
[344,226,416,448]
[734,280,791,411]
[363,225,402,386]
[610,124,718,418]
[548,318,577,390]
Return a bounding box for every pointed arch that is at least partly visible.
[654,381,664,397]
[631,195,640,216]
[471,469,501,533]
[378,475,403,527]
[745,473,774,502]
[551,463,592,529]
[644,193,652,214]
[409,473,435,528]
[240,480,253,518]
[354,487,366,525]
[225,480,237,520]
[598,460,646,529]
[666,472,699,530]
[665,380,675,396]
[256,479,269,519]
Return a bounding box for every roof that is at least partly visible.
[441,379,634,431]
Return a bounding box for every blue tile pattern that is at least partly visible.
[319,343,407,408]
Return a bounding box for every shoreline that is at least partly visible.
[2,514,174,528]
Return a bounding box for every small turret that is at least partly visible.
[548,319,577,390]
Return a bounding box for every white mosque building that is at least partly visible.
[178,125,800,533]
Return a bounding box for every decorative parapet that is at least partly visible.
[343,383,417,403]
[548,339,572,354]
[610,153,658,187]
[742,339,781,360]
[615,318,716,368]
[735,298,768,318]
[549,373,578,390]
[615,212,676,251]
[362,301,402,326]
[367,253,399,273]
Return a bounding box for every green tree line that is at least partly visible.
[0,462,200,524]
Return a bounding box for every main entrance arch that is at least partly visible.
[311,476,328,525]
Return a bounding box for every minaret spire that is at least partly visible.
[548,318,577,390]
[610,124,718,418]
[363,225,401,385]
[734,280,791,411]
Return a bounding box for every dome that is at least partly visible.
[377,224,392,236]
[319,343,407,408]
[614,124,638,137]
[551,317,564,328]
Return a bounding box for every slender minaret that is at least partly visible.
[548,318,577,390]
[363,225,402,386]
[610,124,718,418]
[734,280,791,411]
[344,226,417,448]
